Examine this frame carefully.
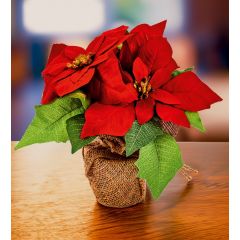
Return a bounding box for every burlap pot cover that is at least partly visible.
[82,121,179,208]
[83,136,146,208]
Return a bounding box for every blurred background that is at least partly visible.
[11,0,228,141]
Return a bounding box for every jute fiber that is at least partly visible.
[160,120,179,137]
[82,121,178,208]
[82,136,146,208]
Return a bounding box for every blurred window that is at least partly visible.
[23,0,106,35]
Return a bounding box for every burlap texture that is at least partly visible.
[82,136,146,208]
[160,120,179,137]
[82,121,178,208]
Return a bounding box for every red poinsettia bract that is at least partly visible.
[120,20,167,71]
[41,25,130,104]
[88,52,138,105]
[81,35,222,139]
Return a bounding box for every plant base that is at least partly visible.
[82,136,146,208]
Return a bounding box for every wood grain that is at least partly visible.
[12,142,228,240]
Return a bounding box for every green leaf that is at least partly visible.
[15,97,84,150]
[171,66,194,77]
[125,120,163,157]
[66,115,95,154]
[135,134,183,199]
[67,90,90,110]
[185,111,206,132]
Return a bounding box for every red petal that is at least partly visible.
[55,68,95,96]
[135,97,155,125]
[100,83,137,105]
[64,46,86,59]
[120,20,167,71]
[131,20,166,37]
[89,53,109,67]
[162,71,222,111]
[81,103,135,138]
[119,31,146,71]
[41,84,57,104]
[102,25,128,36]
[133,57,149,83]
[90,55,137,104]
[86,35,105,53]
[87,76,101,100]
[46,44,66,65]
[151,89,180,104]
[92,25,129,56]
[96,34,131,57]
[128,31,146,55]
[115,34,132,46]
[42,62,71,84]
[127,20,167,59]
[131,24,150,34]
[156,103,190,127]
[150,59,178,89]
[139,37,173,72]
[95,37,119,56]
[173,93,211,111]
[42,45,86,84]
[122,70,134,83]
[150,20,167,36]
[119,41,135,71]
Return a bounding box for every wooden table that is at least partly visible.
[12,142,228,240]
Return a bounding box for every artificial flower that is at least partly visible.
[88,53,137,105]
[81,102,135,138]
[119,20,167,71]
[41,25,130,104]
[81,37,222,138]
[16,21,224,203]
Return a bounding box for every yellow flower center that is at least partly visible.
[134,77,152,99]
[67,53,93,69]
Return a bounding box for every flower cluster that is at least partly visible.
[41,20,222,139]
[16,20,223,199]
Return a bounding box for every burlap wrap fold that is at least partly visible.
[159,120,179,137]
[82,121,178,208]
[83,136,146,208]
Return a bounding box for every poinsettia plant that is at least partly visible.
[16,20,222,199]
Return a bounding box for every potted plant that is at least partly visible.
[15,20,222,208]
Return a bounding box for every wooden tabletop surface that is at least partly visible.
[12,142,229,240]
